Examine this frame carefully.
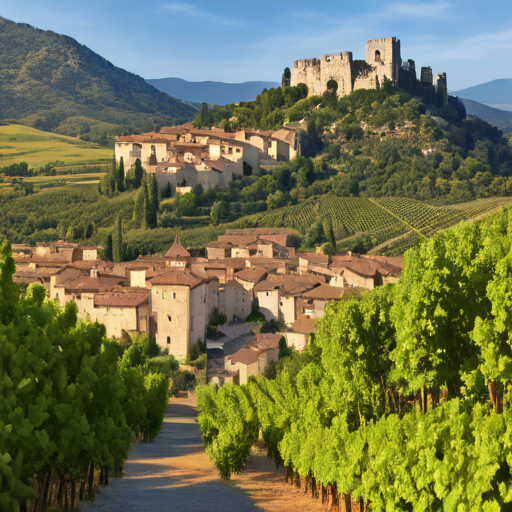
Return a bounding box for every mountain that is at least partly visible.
[451,79,512,104]
[0,17,196,143]
[456,97,512,133]
[146,77,281,106]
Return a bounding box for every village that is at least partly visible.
[115,122,300,191]
[12,229,402,386]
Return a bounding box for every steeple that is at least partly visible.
[164,234,190,266]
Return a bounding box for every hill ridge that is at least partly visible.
[0,16,196,144]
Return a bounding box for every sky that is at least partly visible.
[2,0,512,90]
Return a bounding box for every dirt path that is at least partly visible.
[80,395,323,512]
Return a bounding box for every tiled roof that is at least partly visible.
[234,268,267,284]
[94,291,149,308]
[227,346,259,365]
[150,269,203,289]
[164,235,190,259]
[297,253,330,265]
[302,284,347,300]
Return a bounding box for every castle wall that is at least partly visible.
[290,38,402,98]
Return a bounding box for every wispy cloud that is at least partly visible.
[161,3,239,26]
[384,1,452,18]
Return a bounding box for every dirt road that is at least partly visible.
[81,395,323,512]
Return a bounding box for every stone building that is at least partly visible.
[290,36,448,105]
[290,37,401,98]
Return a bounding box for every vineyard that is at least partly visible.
[226,194,512,255]
[196,209,512,511]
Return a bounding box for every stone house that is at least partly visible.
[150,269,208,359]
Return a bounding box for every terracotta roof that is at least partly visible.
[302,284,347,300]
[150,269,203,289]
[290,314,317,333]
[297,253,330,266]
[254,275,285,292]
[94,291,149,308]
[253,333,282,349]
[164,235,190,259]
[280,276,318,295]
[234,268,267,284]
[227,346,259,365]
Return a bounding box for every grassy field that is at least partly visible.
[0,124,112,169]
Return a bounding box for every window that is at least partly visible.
[266,292,271,297]
[236,148,241,153]
[167,314,172,322]
[162,290,166,299]
[151,145,156,155]
[167,336,171,345]
[242,299,246,303]
[173,292,176,299]
[375,50,381,62]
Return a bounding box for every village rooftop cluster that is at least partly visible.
[115,123,299,193]
[12,228,402,385]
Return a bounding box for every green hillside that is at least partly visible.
[0,16,196,144]
[2,183,511,256]
[0,123,112,168]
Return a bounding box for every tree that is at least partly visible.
[112,215,124,263]
[148,174,159,228]
[134,159,144,189]
[118,157,125,192]
[210,200,229,225]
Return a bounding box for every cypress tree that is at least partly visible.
[133,187,145,227]
[148,174,159,228]
[118,157,125,192]
[112,215,124,263]
[134,158,144,188]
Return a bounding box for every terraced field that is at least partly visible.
[373,197,466,237]
[229,194,512,256]
[448,197,512,218]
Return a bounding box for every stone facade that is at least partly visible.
[290,38,401,98]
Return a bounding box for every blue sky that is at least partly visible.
[2,0,512,89]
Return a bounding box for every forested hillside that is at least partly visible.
[0,16,196,144]
[197,206,512,510]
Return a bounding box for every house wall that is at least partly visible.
[257,289,280,321]
[129,270,147,288]
[206,247,228,260]
[189,283,208,344]
[343,268,375,289]
[152,284,191,359]
[224,283,250,322]
[141,142,168,166]
[279,295,296,325]
[281,332,308,351]
[82,249,98,261]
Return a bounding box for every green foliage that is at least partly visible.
[209,307,227,327]
[196,207,512,510]
[0,242,171,509]
[170,370,196,397]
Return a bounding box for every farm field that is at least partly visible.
[0,124,112,169]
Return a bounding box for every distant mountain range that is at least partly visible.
[146,77,281,106]
[456,97,512,133]
[451,79,512,107]
[0,16,196,143]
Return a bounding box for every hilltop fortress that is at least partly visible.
[290,37,447,104]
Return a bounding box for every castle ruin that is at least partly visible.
[290,37,448,106]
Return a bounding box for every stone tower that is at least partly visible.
[364,37,401,84]
[435,73,448,107]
